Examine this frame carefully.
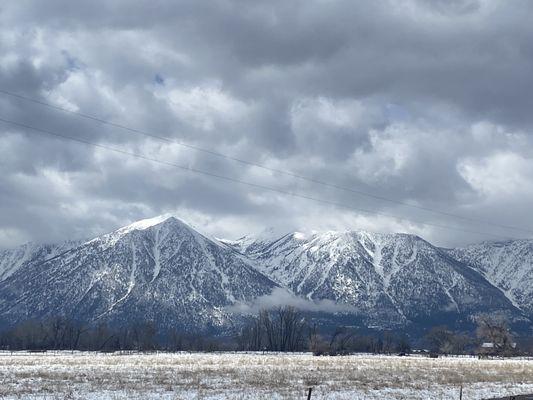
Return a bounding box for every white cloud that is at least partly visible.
[156,84,251,131]
[291,97,366,129]
[350,124,414,183]
[0,228,30,249]
[227,287,357,314]
[458,152,533,199]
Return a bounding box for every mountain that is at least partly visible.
[448,239,533,317]
[0,217,531,334]
[226,230,524,329]
[0,216,276,332]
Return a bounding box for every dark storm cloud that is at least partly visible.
[1,0,533,248]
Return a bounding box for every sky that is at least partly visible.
[1,0,533,249]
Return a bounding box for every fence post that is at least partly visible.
[459,385,463,400]
[307,387,313,400]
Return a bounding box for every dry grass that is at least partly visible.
[0,352,532,399]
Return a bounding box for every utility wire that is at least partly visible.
[0,88,531,235]
[0,116,518,240]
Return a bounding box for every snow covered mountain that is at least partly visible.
[0,217,531,333]
[0,216,276,332]
[225,230,523,328]
[448,240,533,317]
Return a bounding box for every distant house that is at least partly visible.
[478,342,517,356]
[481,342,517,349]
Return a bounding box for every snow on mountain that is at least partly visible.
[218,227,291,253]
[448,239,533,316]
[0,240,82,282]
[0,216,277,332]
[0,216,531,333]
[230,229,522,328]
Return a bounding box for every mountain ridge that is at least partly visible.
[228,229,525,329]
[0,216,531,333]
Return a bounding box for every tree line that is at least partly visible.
[0,308,529,356]
[0,318,228,352]
[234,307,411,355]
[425,314,521,357]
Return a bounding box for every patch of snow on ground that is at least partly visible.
[0,352,532,399]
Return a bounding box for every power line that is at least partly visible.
[0,88,531,235]
[0,116,518,240]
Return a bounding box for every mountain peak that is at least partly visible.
[116,214,179,235]
[86,214,197,248]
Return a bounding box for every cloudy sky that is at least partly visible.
[1,0,533,249]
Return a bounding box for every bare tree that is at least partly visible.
[476,314,515,356]
[237,306,307,352]
[329,327,355,355]
[382,331,396,355]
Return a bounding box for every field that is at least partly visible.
[0,352,533,399]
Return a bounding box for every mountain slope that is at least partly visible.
[228,230,522,328]
[0,240,82,282]
[448,239,533,316]
[0,216,277,332]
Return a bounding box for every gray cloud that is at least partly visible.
[1,0,533,249]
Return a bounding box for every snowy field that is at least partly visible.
[1,352,533,399]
